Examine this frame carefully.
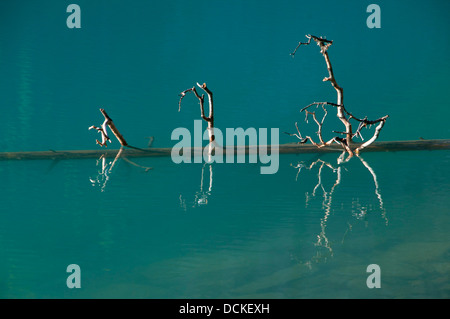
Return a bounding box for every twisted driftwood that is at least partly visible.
[287,35,389,156]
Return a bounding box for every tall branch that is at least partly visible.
[288,35,389,155]
[179,82,215,142]
[313,35,352,150]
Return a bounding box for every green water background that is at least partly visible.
[0,0,449,298]
[0,151,449,298]
[0,0,449,151]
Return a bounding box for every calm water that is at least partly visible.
[0,151,449,298]
[0,0,449,298]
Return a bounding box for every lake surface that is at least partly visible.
[0,150,448,298]
[0,0,448,299]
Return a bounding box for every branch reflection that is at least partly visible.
[180,162,214,210]
[358,155,387,223]
[89,147,152,192]
[291,151,388,265]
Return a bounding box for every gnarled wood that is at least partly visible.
[288,35,389,156]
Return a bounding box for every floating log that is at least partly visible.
[0,139,448,161]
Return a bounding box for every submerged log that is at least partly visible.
[0,139,448,161]
[278,139,450,154]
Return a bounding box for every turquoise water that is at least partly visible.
[0,151,449,298]
[0,0,449,298]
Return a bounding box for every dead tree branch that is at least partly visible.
[99,108,128,146]
[89,108,152,153]
[355,117,388,154]
[288,35,389,156]
[88,120,111,147]
[283,122,308,144]
[179,82,215,142]
[89,108,128,147]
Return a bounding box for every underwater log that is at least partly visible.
[0,139,448,161]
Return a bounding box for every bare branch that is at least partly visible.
[178,82,215,142]
[178,88,195,112]
[306,105,327,144]
[352,118,367,140]
[288,35,388,155]
[283,122,309,143]
[290,35,312,57]
[301,35,352,150]
[355,117,388,154]
[98,108,128,147]
[90,109,151,152]
[290,34,333,57]
[300,101,340,113]
[196,82,214,123]
[89,120,111,147]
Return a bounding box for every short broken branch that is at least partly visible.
[88,119,111,147]
[99,109,128,147]
[89,108,128,147]
[283,122,308,143]
[290,34,332,57]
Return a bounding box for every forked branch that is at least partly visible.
[89,119,110,147]
[89,108,128,147]
[288,35,389,155]
[179,82,215,142]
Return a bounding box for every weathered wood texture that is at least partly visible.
[0,139,448,161]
